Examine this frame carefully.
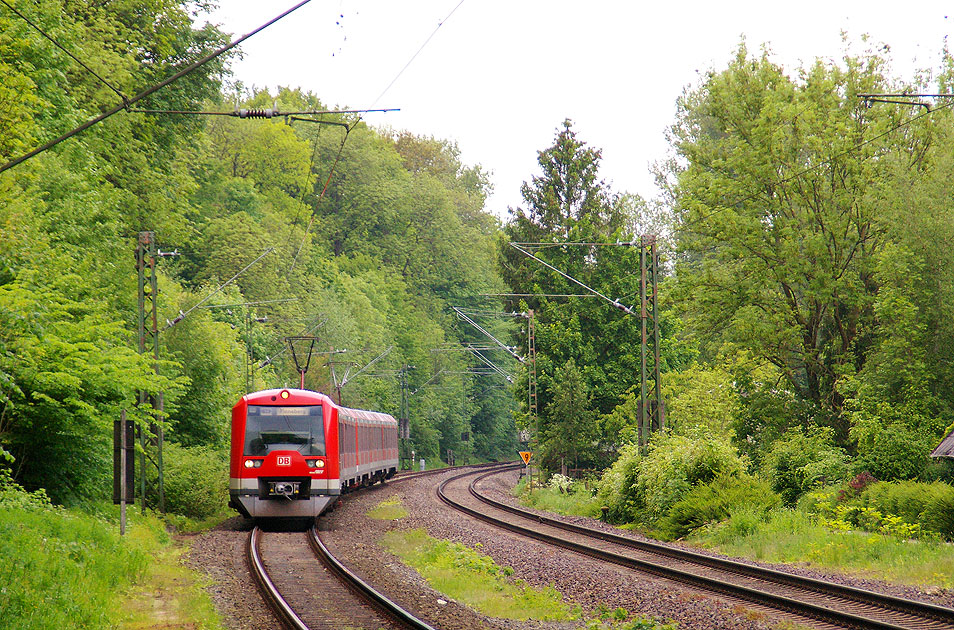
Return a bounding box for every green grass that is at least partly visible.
[381,526,676,628]
[367,496,409,520]
[691,507,954,588]
[381,527,578,621]
[0,500,225,630]
[514,476,603,518]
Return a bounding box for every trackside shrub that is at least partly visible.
[761,426,847,505]
[860,480,954,539]
[657,474,780,540]
[162,443,229,519]
[635,430,746,518]
[595,442,643,523]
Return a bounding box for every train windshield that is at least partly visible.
[245,405,325,456]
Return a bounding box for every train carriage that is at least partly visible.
[229,388,398,518]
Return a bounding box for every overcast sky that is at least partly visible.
[206,1,952,217]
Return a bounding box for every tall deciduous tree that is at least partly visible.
[666,43,943,442]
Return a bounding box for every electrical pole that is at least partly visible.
[639,235,664,446]
[527,310,538,430]
[136,231,169,514]
[245,312,268,393]
[399,364,410,469]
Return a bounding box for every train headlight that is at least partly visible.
[315,459,325,468]
[280,390,290,399]
[244,459,255,468]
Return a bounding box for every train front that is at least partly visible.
[229,388,340,518]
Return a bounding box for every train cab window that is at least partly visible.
[245,405,325,456]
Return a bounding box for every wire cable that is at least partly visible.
[368,0,467,108]
[288,121,353,275]
[0,0,128,102]
[0,0,314,174]
[509,243,636,315]
[165,247,274,329]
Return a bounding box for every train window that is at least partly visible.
[245,405,325,456]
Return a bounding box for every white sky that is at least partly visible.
[206,1,953,217]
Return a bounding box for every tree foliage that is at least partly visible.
[0,3,514,507]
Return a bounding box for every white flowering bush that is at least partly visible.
[549,474,573,494]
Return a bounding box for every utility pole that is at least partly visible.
[399,364,413,469]
[639,235,664,446]
[136,231,176,514]
[527,310,538,430]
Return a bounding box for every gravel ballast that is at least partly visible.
[186,468,954,629]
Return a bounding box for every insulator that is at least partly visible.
[237,108,276,119]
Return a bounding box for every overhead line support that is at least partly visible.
[0,0,315,173]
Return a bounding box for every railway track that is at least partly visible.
[245,463,503,630]
[248,524,435,630]
[438,465,954,630]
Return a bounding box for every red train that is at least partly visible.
[229,388,399,518]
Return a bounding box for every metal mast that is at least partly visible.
[136,231,164,513]
[639,234,664,445]
[527,309,538,429]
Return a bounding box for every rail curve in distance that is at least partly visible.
[438,465,954,630]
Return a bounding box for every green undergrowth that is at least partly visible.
[515,471,954,591]
[381,526,676,628]
[382,527,575,621]
[0,490,224,630]
[690,507,954,588]
[367,496,409,520]
[514,475,603,518]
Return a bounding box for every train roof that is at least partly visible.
[239,388,397,423]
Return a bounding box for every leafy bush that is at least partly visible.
[657,474,780,539]
[162,443,229,519]
[595,443,644,523]
[860,480,954,539]
[805,480,954,541]
[0,466,52,511]
[635,430,746,518]
[596,432,747,524]
[761,426,847,505]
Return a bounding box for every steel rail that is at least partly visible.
[247,527,309,630]
[308,525,437,630]
[466,468,954,626]
[437,467,938,630]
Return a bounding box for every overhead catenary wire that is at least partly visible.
[165,247,274,329]
[0,0,127,102]
[509,243,637,316]
[367,0,467,109]
[130,107,398,117]
[452,306,525,363]
[288,119,355,276]
[0,0,314,174]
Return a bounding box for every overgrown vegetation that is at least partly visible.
[381,527,577,621]
[692,507,954,588]
[0,478,223,629]
[381,526,675,628]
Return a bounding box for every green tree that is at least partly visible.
[666,43,943,442]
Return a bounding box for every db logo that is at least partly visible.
[276,456,292,466]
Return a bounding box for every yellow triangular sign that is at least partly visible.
[519,451,532,465]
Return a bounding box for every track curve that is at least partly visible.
[438,465,954,630]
